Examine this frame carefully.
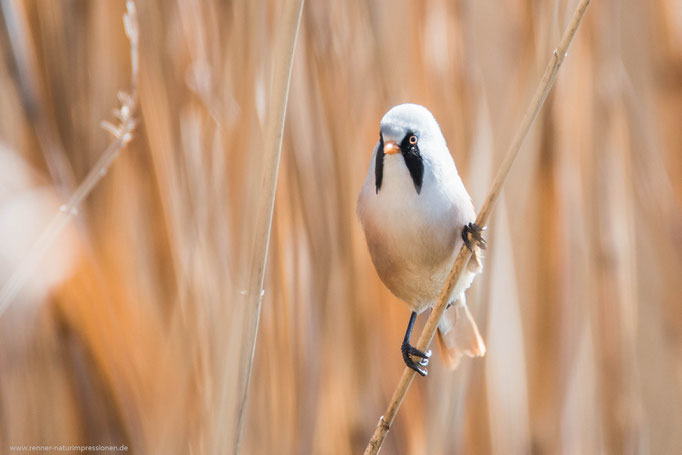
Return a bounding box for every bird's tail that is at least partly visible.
[435,295,486,370]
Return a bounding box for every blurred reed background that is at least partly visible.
[0,0,680,454]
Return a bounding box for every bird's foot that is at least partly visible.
[401,341,431,376]
[462,222,487,252]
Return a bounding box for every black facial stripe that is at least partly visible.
[375,133,384,194]
[400,133,424,194]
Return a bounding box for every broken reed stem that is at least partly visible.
[0,0,139,318]
[232,0,304,453]
[363,0,591,453]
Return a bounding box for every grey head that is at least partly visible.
[374,103,450,195]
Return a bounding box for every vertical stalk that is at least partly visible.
[232,0,305,453]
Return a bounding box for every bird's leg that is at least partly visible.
[401,311,432,376]
[462,222,487,252]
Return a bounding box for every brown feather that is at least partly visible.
[436,299,486,371]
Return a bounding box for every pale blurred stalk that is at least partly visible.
[231,0,304,453]
[0,0,139,318]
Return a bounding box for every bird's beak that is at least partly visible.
[383,141,400,155]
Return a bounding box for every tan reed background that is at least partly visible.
[0,1,680,454]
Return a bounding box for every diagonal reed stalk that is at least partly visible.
[363,0,592,453]
[0,0,139,319]
[232,0,305,453]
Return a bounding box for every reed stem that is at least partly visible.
[363,1,592,452]
[232,1,305,453]
[0,0,139,319]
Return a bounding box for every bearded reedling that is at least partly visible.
[357,104,487,376]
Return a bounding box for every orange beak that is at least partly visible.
[383,140,400,155]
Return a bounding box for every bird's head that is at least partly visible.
[375,103,450,195]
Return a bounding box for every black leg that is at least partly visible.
[462,222,487,252]
[401,311,431,376]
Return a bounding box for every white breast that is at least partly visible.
[357,149,475,312]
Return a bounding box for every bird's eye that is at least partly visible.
[409,134,418,145]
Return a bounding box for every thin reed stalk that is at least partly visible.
[363,0,592,453]
[232,0,305,453]
[0,0,139,318]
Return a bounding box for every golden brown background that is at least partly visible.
[0,0,680,454]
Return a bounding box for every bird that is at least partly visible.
[356,103,487,376]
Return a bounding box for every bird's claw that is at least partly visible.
[402,343,431,376]
[462,222,487,252]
